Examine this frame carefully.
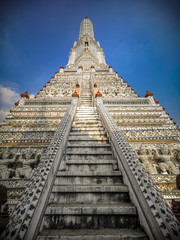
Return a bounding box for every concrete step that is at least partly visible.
[70,130,106,135]
[69,131,106,135]
[65,160,117,172]
[54,174,123,185]
[77,107,96,110]
[67,143,110,147]
[37,228,148,240]
[80,105,92,106]
[56,171,122,177]
[77,107,95,110]
[66,145,111,152]
[75,115,98,118]
[68,134,108,141]
[66,152,113,160]
[49,190,130,204]
[73,121,102,125]
[81,94,92,96]
[68,139,109,144]
[79,104,92,107]
[45,203,136,215]
[73,121,102,126]
[43,203,138,229]
[80,99,92,101]
[75,112,96,115]
[76,112,96,114]
[75,115,99,122]
[76,109,95,111]
[75,117,99,121]
[72,124,103,129]
[52,184,128,193]
[71,127,104,131]
[65,159,115,164]
[79,103,92,105]
[76,110,95,112]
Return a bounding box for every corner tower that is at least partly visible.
[67,17,107,70]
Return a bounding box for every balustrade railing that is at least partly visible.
[1,97,78,240]
[90,70,95,106]
[96,96,180,240]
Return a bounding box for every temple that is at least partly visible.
[0,17,180,239]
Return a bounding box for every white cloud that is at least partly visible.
[0,85,20,123]
[0,110,10,123]
[0,85,19,106]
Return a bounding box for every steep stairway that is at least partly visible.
[37,78,148,239]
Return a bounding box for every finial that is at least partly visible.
[72,90,79,98]
[145,90,153,98]
[85,16,88,19]
[95,91,102,98]
[14,101,19,106]
[20,91,29,99]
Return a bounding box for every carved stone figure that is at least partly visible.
[137,145,157,174]
[15,148,41,179]
[0,184,9,234]
[155,146,179,174]
[0,149,16,179]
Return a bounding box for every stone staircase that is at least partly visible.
[37,78,148,239]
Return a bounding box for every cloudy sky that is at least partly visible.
[0,0,180,124]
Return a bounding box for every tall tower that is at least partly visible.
[0,17,180,240]
[67,17,107,70]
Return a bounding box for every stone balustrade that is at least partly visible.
[1,97,78,240]
[96,96,180,240]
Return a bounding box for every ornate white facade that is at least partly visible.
[67,17,107,70]
[0,17,180,232]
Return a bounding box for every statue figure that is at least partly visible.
[15,148,41,179]
[137,145,158,174]
[0,149,16,179]
[155,146,179,174]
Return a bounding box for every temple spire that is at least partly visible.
[79,17,95,40]
[67,17,107,69]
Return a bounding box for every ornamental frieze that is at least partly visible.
[121,129,179,141]
[106,106,163,111]
[0,131,54,141]
[11,112,65,117]
[11,106,68,111]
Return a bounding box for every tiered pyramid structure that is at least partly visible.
[0,17,180,240]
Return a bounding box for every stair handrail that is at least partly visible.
[90,70,95,107]
[96,96,180,240]
[1,97,79,240]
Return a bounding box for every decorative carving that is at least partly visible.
[0,149,16,179]
[96,96,180,239]
[137,145,157,174]
[0,185,9,234]
[1,97,78,240]
[15,148,42,179]
[155,146,179,174]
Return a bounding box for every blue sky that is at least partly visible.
[0,0,180,124]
